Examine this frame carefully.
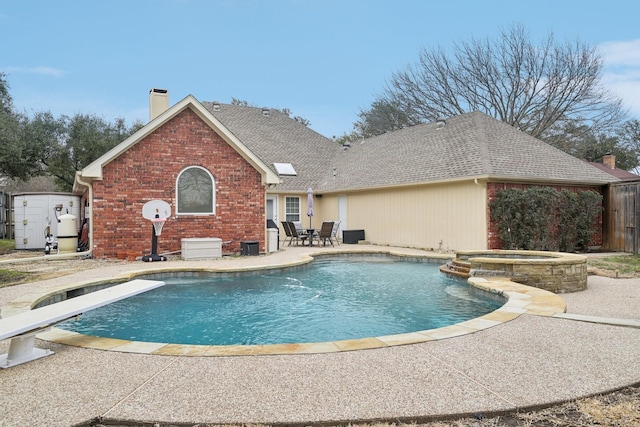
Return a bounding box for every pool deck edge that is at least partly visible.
[15,248,567,356]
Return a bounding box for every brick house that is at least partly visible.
[75,90,621,258]
[74,94,280,258]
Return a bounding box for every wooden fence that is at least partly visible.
[1,191,13,240]
[603,182,640,253]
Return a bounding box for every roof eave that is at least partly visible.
[78,95,281,186]
[312,175,490,195]
[302,173,616,195]
[485,175,618,186]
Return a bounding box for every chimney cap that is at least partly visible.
[149,88,169,121]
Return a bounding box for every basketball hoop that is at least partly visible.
[151,217,166,236]
[142,200,171,262]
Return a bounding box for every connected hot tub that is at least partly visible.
[441,250,588,293]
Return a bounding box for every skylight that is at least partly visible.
[273,163,297,176]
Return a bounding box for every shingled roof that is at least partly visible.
[203,103,619,193]
[325,112,619,191]
[203,102,339,192]
[588,161,640,181]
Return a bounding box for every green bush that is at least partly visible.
[490,187,602,252]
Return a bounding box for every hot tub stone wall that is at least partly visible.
[459,250,587,293]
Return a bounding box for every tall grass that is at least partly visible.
[0,239,14,255]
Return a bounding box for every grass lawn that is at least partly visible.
[0,269,32,287]
[0,239,14,255]
[0,239,36,287]
[588,254,640,277]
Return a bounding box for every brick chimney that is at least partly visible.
[149,88,169,121]
[603,154,616,169]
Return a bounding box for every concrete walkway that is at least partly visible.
[1,246,639,426]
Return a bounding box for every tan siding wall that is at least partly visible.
[273,181,488,250]
[313,196,339,225]
[272,193,340,231]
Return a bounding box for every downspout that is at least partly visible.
[73,172,94,258]
[0,173,94,266]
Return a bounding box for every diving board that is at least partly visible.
[0,279,165,368]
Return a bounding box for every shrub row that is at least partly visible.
[490,186,602,252]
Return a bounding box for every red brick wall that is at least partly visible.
[486,182,603,250]
[90,108,265,258]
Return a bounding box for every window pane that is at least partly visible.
[285,197,300,222]
[178,167,214,214]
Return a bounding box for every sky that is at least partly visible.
[1,0,640,139]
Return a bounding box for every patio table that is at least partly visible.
[306,228,317,246]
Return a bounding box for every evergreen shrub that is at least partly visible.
[490,187,602,252]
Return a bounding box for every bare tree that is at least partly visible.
[379,24,626,139]
[618,119,640,153]
[230,98,311,126]
[354,97,416,138]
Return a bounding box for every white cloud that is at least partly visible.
[599,39,640,66]
[599,39,640,119]
[2,66,66,78]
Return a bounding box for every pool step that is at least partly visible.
[439,259,471,279]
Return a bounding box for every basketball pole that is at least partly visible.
[142,216,167,262]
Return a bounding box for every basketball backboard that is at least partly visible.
[142,200,171,220]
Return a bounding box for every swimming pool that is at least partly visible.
[58,255,504,346]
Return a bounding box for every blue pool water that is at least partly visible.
[59,257,504,345]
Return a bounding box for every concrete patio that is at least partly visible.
[1,245,639,426]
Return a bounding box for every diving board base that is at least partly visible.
[1,329,54,368]
[0,279,165,368]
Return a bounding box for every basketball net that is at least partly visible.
[151,218,166,236]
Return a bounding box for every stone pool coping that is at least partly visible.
[5,248,567,356]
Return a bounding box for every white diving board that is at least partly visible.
[0,279,165,368]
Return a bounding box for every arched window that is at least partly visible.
[176,166,215,215]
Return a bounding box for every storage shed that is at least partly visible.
[13,193,81,251]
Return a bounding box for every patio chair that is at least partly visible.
[331,220,341,245]
[293,221,305,235]
[286,221,309,246]
[281,221,294,246]
[317,221,336,246]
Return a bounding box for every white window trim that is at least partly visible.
[175,166,216,216]
[285,196,301,222]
